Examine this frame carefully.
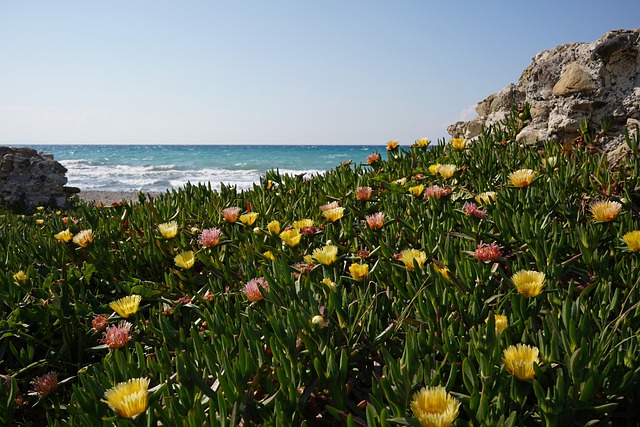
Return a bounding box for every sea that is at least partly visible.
[19,145,382,193]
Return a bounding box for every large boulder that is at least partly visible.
[0,146,71,212]
[448,29,640,152]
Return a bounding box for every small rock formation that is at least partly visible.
[448,29,640,153]
[0,146,71,212]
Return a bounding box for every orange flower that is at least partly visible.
[386,139,399,151]
[356,186,373,201]
[365,212,385,230]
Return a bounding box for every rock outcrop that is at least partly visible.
[0,146,71,212]
[448,29,640,152]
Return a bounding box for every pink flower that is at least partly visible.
[462,202,486,219]
[199,227,222,247]
[474,242,502,262]
[91,315,110,332]
[101,321,133,349]
[424,185,452,200]
[222,207,241,223]
[30,372,58,398]
[365,212,385,230]
[366,153,380,164]
[243,277,269,302]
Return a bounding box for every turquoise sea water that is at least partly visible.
[20,145,383,192]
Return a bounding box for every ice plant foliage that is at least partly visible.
[110,295,142,318]
[157,221,178,239]
[103,378,150,419]
[622,230,640,251]
[590,201,622,222]
[503,344,540,380]
[508,169,537,187]
[198,227,222,247]
[512,270,545,297]
[410,386,460,427]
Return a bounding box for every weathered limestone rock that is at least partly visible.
[0,146,70,212]
[448,29,640,152]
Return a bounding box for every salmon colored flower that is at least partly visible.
[503,344,539,380]
[103,378,150,419]
[101,321,132,349]
[475,191,497,205]
[349,263,369,281]
[400,249,427,271]
[110,295,142,318]
[92,315,110,331]
[366,152,380,164]
[240,212,259,225]
[323,207,344,222]
[365,212,385,230]
[428,164,441,175]
[450,138,466,150]
[474,242,501,262]
[485,313,508,334]
[280,228,302,247]
[512,270,545,297]
[386,139,399,151]
[320,201,340,212]
[198,227,222,247]
[313,245,338,265]
[157,221,178,239]
[415,137,430,147]
[54,228,73,242]
[408,185,424,197]
[222,207,241,223]
[72,229,93,247]
[508,169,536,187]
[622,230,640,252]
[243,277,269,302]
[174,251,195,269]
[438,164,457,179]
[590,201,622,222]
[30,372,58,398]
[462,202,486,219]
[410,386,460,427]
[267,220,281,234]
[356,186,373,201]
[424,185,451,200]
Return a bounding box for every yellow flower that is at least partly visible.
[408,185,424,197]
[428,164,441,175]
[503,344,539,380]
[508,169,536,187]
[36,206,45,211]
[174,251,195,269]
[319,201,340,212]
[103,378,150,419]
[157,221,178,239]
[438,164,457,179]
[293,219,314,229]
[280,228,302,247]
[415,138,430,147]
[267,220,281,235]
[72,229,93,247]
[323,207,344,222]
[13,270,27,284]
[239,212,259,225]
[263,251,275,260]
[400,249,427,271]
[322,278,337,291]
[485,313,508,334]
[54,229,73,242]
[35,219,45,225]
[622,230,640,252]
[386,139,399,150]
[110,295,143,318]
[432,262,450,280]
[475,191,497,205]
[512,270,545,297]
[313,245,338,265]
[590,201,622,222]
[394,177,407,186]
[349,263,369,281]
[304,254,314,264]
[450,138,466,150]
[410,386,460,427]
[311,314,328,328]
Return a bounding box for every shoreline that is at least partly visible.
[74,190,162,205]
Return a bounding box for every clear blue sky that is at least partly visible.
[1,1,638,145]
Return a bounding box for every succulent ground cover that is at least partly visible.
[1,110,639,426]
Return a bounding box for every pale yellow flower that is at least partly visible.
[415,138,430,147]
[319,201,340,212]
[103,378,150,419]
[322,278,337,291]
[36,206,45,211]
[428,164,441,175]
[157,221,178,239]
[475,191,497,206]
[394,177,407,186]
[622,230,640,252]
[400,249,427,271]
[508,169,536,187]
[408,185,424,197]
[174,251,195,269]
[410,386,460,427]
[239,212,259,225]
[485,313,508,334]
[438,164,457,179]
[349,263,369,281]
[386,139,399,151]
[590,201,622,222]
[293,219,314,229]
[280,228,302,247]
[54,229,73,242]
[512,270,545,297]
[503,344,539,380]
[73,229,93,247]
[311,315,328,328]
[109,295,142,318]
[13,270,27,284]
[323,207,344,222]
[541,156,557,167]
[450,138,466,150]
[267,220,281,235]
[313,245,338,265]
[35,219,45,225]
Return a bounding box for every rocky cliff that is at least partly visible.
[448,29,640,153]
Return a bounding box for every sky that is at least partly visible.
[1,1,638,145]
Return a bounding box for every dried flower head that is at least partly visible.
[485,313,508,334]
[508,169,537,187]
[101,321,133,349]
[349,263,369,281]
[365,212,385,230]
[243,277,269,302]
[54,228,73,242]
[474,242,501,262]
[157,221,178,239]
[280,228,302,247]
[386,139,399,151]
[356,186,373,201]
[623,230,640,252]
[400,249,427,271]
[103,378,150,419]
[30,372,58,398]
[92,315,110,331]
[73,229,93,247]
[590,201,622,222]
[313,245,338,265]
[174,251,195,269]
[512,270,545,297]
[222,207,241,223]
[240,212,259,225]
[462,202,486,219]
[450,138,466,150]
[410,386,460,427]
[503,344,539,380]
[110,295,142,318]
[438,164,457,179]
[323,207,345,222]
[198,227,222,247]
